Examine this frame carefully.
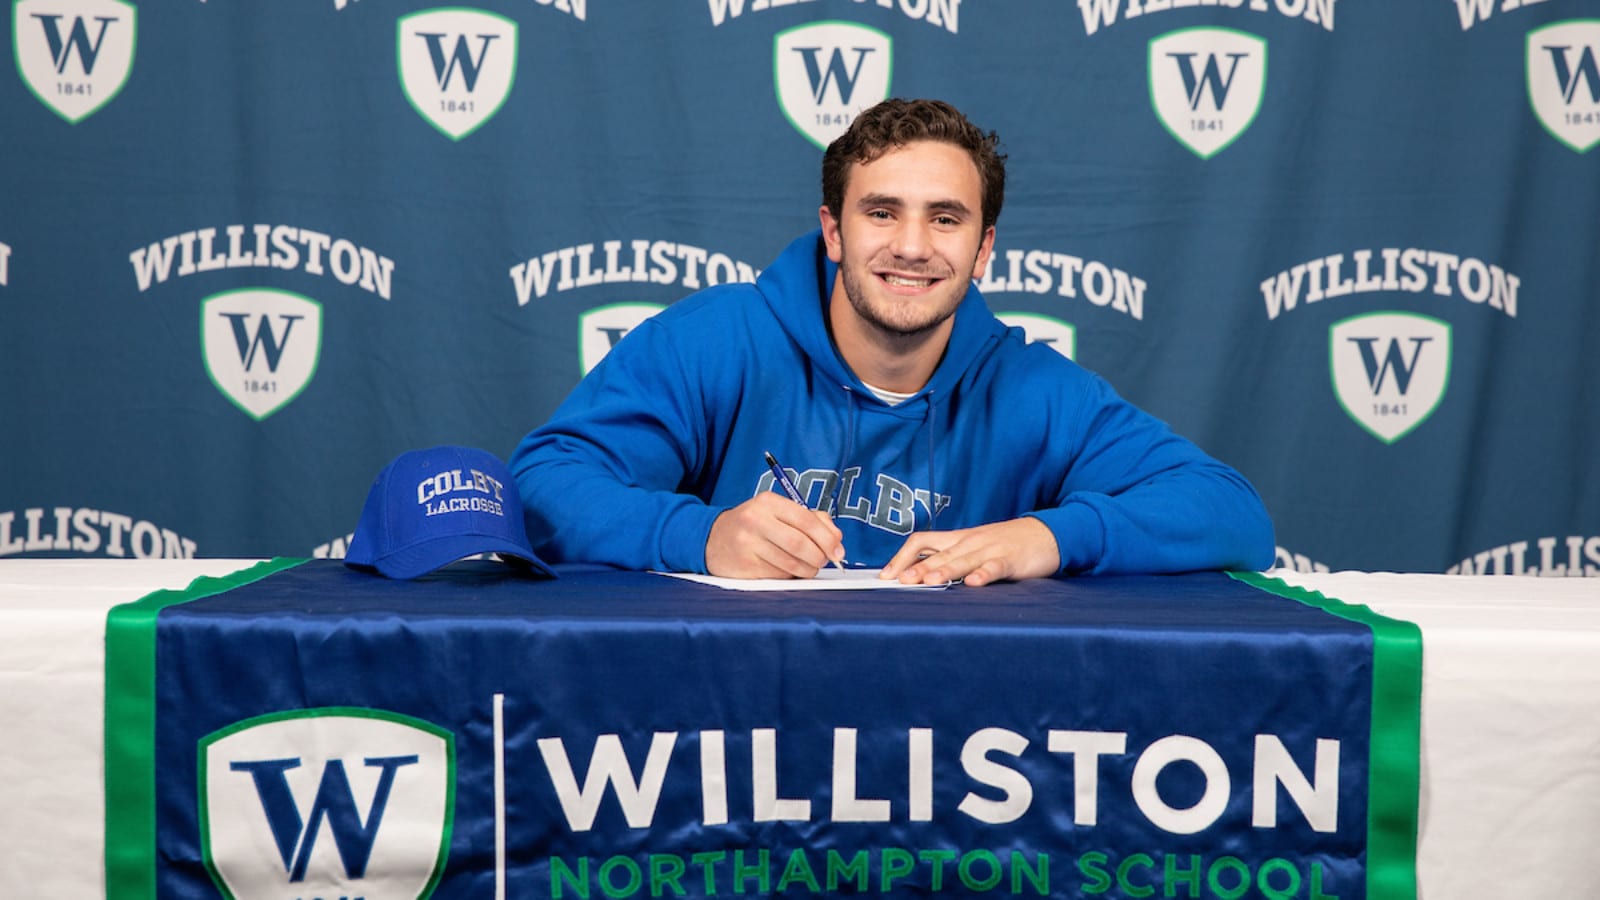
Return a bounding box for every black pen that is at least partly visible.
[764,451,845,570]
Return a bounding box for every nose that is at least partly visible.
[889,218,932,262]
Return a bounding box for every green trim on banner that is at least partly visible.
[1230,571,1423,900]
[104,558,308,900]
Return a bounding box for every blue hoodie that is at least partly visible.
[510,230,1274,575]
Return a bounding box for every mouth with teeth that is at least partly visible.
[878,272,942,290]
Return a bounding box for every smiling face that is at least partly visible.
[820,140,996,352]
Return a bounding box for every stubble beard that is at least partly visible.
[839,256,964,340]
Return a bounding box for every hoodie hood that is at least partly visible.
[753,229,1009,404]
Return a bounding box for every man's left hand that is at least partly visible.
[880,517,1062,587]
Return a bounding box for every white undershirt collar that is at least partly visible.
[860,381,917,406]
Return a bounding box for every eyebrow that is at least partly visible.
[855,193,974,218]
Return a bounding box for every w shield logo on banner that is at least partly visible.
[14,0,136,123]
[1149,27,1266,159]
[775,21,892,148]
[398,8,518,140]
[580,302,664,374]
[1330,312,1451,444]
[998,312,1076,360]
[1527,20,1600,153]
[201,289,322,420]
[199,708,454,900]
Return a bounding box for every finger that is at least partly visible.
[890,535,970,583]
[902,540,994,586]
[810,509,846,565]
[881,533,943,579]
[751,539,824,579]
[740,551,810,579]
[768,502,844,568]
[714,531,811,580]
[960,558,1011,587]
[899,554,959,585]
[761,513,841,577]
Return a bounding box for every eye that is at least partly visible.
[867,209,893,220]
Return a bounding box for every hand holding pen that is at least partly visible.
[702,453,847,579]
[765,452,845,571]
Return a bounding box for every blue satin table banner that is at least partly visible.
[104,560,1421,900]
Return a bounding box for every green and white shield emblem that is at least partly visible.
[774,20,892,149]
[1330,311,1451,444]
[1149,27,1266,159]
[1527,20,1600,154]
[998,312,1076,360]
[580,302,665,375]
[199,708,454,900]
[14,0,137,123]
[398,8,518,140]
[201,288,322,421]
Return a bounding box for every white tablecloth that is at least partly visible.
[1,561,1596,898]
[1274,570,1600,898]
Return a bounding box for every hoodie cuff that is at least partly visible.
[660,502,725,574]
[1026,502,1106,575]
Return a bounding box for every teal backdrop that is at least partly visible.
[1,0,1596,576]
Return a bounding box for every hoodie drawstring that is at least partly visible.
[830,384,942,533]
[924,390,939,530]
[829,385,860,517]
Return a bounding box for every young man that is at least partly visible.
[509,99,1274,585]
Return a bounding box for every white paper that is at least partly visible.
[654,568,954,591]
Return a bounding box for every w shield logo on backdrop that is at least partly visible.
[398,8,518,140]
[580,302,664,374]
[774,21,892,148]
[1330,312,1451,444]
[201,289,322,420]
[199,708,454,900]
[1527,20,1600,153]
[1149,27,1266,159]
[998,312,1076,360]
[13,0,136,123]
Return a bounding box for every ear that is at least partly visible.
[819,204,844,264]
[972,225,996,279]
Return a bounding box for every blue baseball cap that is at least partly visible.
[344,445,554,580]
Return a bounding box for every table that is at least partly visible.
[1,560,1596,898]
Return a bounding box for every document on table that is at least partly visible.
[655,568,955,591]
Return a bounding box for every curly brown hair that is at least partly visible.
[821,98,1007,232]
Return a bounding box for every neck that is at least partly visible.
[827,274,952,394]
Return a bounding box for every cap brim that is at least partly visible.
[361,532,556,580]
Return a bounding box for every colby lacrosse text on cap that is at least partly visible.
[345,445,554,580]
